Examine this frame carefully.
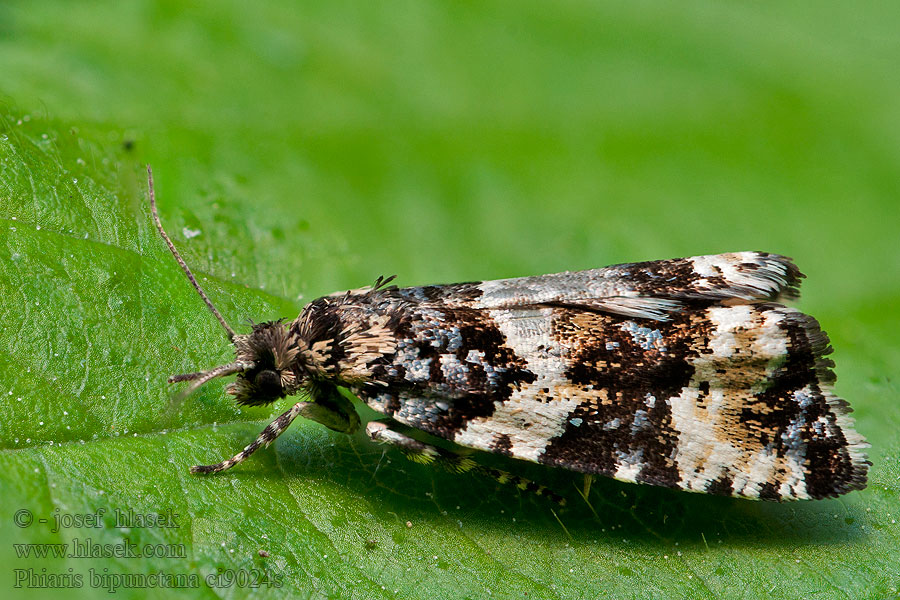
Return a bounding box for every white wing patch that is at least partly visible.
[453,307,582,461]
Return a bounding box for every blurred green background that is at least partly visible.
[1,1,898,598]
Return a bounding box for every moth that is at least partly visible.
[149,167,869,501]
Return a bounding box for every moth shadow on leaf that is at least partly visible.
[204,421,870,551]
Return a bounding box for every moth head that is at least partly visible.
[165,320,311,406]
[226,321,304,406]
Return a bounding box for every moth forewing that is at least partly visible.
[149,167,868,502]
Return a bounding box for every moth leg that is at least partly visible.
[191,402,306,474]
[303,384,361,434]
[366,420,566,505]
[191,389,360,475]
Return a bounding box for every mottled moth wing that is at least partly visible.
[352,252,868,500]
[403,251,803,319]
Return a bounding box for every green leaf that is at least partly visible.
[2,2,900,599]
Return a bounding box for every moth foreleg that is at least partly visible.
[303,385,361,434]
[191,393,363,475]
[191,402,307,474]
[191,392,361,474]
[366,420,566,505]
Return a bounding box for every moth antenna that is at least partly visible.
[167,371,206,383]
[172,361,254,397]
[147,164,236,341]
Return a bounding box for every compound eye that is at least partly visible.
[254,369,282,397]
